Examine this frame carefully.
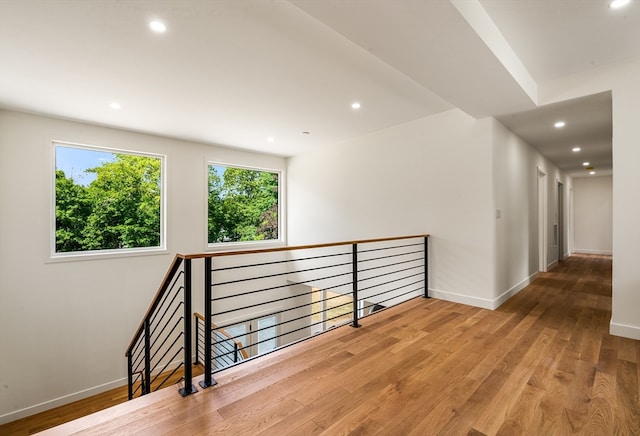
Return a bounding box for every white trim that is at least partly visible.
[428,288,494,309]
[493,272,539,309]
[205,161,286,251]
[610,322,640,340]
[0,377,127,425]
[51,141,167,259]
[430,272,538,310]
[572,249,613,255]
[537,167,548,272]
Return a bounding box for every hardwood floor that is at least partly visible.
[3,254,639,435]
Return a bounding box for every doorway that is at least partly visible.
[538,168,547,272]
[557,181,564,261]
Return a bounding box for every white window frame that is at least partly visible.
[51,141,167,260]
[206,161,285,251]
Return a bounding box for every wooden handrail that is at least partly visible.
[180,234,430,259]
[194,313,249,359]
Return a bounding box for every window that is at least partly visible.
[214,315,278,369]
[208,163,280,245]
[53,142,164,256]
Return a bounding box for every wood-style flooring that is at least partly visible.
[2,254,639,435]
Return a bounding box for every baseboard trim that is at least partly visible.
[610,322,640,340]
[573,249,613,255]
[493,272,539,309]
[0,377,127,425]
[430,272,538,311]
[429,289,494,310]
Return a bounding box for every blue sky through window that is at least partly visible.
[56,145,116,186]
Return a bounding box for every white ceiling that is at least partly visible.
[1,0,638,172]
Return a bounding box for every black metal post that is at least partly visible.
[424,236,430,298]
[179,259,197,396]
[194,314,200,365]
[127,353,133,400]
[143,318,151,395]
[234,342,239,363]
[351,243,360,328]
[200,257,217,388]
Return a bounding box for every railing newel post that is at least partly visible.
[143,318,151,395]
[351,243,360,328]
[127,353,133,400]
[424,236,430,298]
[200,256,217,389]
[179,258,197,397]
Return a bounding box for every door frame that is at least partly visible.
[538,167,548,272]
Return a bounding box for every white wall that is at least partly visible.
[0,110,286,423]
[491,119,567,305]
[572,176,613,255]
[540,60,640,340]
[287,108,496,308]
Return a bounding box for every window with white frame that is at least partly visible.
[207,163,281,245]
[53,142,164,255]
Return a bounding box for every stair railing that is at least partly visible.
[194,313,249,373]
[125,234,429,399]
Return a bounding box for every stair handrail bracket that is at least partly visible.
[125,234,430,400]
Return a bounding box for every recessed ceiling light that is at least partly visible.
[582,162,590,166]
[149,20,167,33]
[301,131,310,135]
[267,137,274,142]
[572,147,581,152]
[589,171,596,175]
[110,102,121,110]
[609,0,631,9]
[351,102,361,110]
[554,121,565,128]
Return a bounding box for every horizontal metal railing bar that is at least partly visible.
[194,313,249,359]
[357,259,423,279]
[126,255,184,356]
[212,285,352,323]
[358,267,424,289]
[208,287,349,335]
[356,248,423,264]
[357,241,423,255]
[212,298,354,347]
[213,309,355,363]
[180,234,430,259]
[364,287,424,309]
[211,250,352,272]
[211,271,352,303]
[211,260,353,288]
[358,277,425,301]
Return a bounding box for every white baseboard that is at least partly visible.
[492,272,539,309]
[0,377,127,425]
[572,249,613,255]
[610,322,640,340]
[0,355,194,425]
[430,272,538,311]
[429,289,494,309]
